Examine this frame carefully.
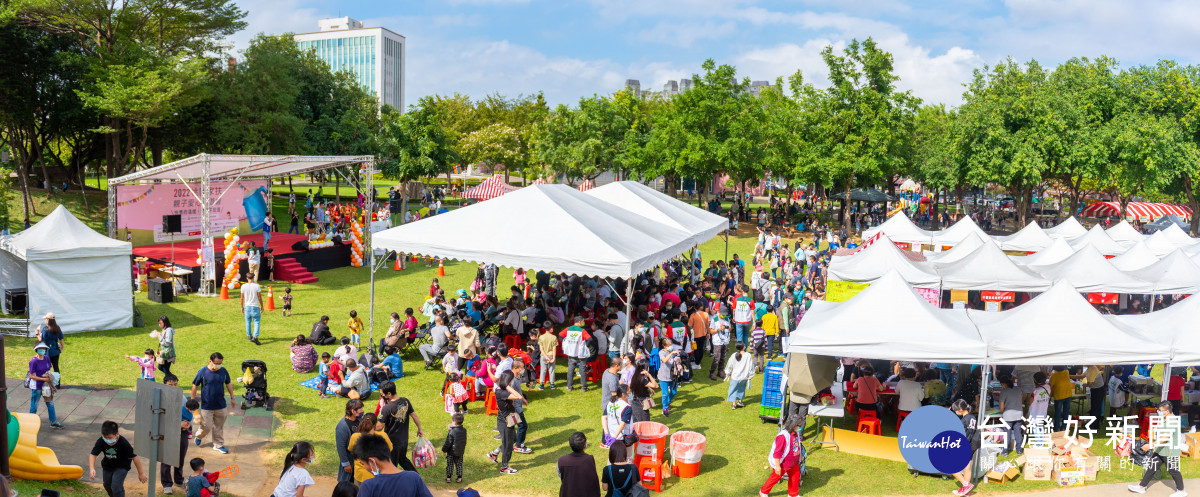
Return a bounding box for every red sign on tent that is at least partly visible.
[1087,292,1119,304]
[981,291,1015,302]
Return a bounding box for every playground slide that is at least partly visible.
[6,410,83,481]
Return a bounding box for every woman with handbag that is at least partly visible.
[28,342,62,428]
[601,442,646,497]
[488,371,523,475]
[153,315,177,375]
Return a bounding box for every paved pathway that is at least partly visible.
[5,378,278,496]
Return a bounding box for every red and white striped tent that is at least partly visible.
[531,178,548,185]
[1080,202,1192,221]
[462,174,519,201]
[577,179,594,192]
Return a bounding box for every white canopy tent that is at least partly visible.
[935,241,1051,292]
[1068,224,1126,256]
[970,281,1170,365]
[827,234,941,287]
[862,212,931,247]
[995,221,1053,252]
[1156,224,1199,248]
[1013,237,1075,266]
[0,206,133,333]
[787,271,986,363]
[585,181,727,247]
[1108,241,1160,271]
[1115,295,1200,365]
[931,216,988,248]
[926,231,989,266]
[1043,216,1088,240]
[1105,220,1145,247]
[1128,250,1200,294]
[1144,225,1198,256]
[1030,245,1153,293]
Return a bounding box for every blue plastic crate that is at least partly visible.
[762,388,785,409]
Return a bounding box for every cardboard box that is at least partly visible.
[1186,433,1200,459]
[1023,449,1053,481]
[1053,466,1085,486]
[986,461,1020,483]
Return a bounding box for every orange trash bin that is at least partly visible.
[669,431,707,478]
[631,421,669,466]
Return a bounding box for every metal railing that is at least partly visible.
[0,318,30,337]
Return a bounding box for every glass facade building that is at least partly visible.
[294,17,405,111]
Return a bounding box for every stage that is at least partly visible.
[132,232,353,287]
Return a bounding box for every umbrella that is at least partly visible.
[828,188,896,203]
[786,353,840,403]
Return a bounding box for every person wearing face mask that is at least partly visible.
[383,312,405,352]
[272,441,316,497]
[336,399,364,483]
[353,434,434,497]
[190,352,235,454]
[28,342,62,428]
[88,420,147,497]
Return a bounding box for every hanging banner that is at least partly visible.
[893,241,911,251]
[115,180,270,242]
[950,289,969,306]
[1088,292,1119,304]
[981,291,1015,303]
[826,280,869,303]
[914,287,941,306]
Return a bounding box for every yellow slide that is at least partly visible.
[8,411,83,481]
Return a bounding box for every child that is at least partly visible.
[88,420,147,497]
[281,287,293,317]
[950,399,980,496]
[347,310,363,346]
[328,357,344,396]
[750,319,766,373]
[125,348,156,382]
[524,340,541,389]
[442,349,460,375]
[185,458,220,497]
[272,442,315,497]
[1109,366,1127,414]
[1029,371,1051,420]
[537,323,558,390]
[430,278,441,298]
[317,353,331,399]
[444,372,470,414]
[442,412,467,484]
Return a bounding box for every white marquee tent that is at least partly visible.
[1108,241,1160,271]
[1043,216,1088,240]
[1014,237,1075,266]
[371,184,695,279]
[585,181,727,247]
[1128,250,1200,294]
[827,234,941,287]
[935,241,1051,292]
[1115,295,1200,365]
[1068,224,1126,256]
[0,205,133,333]
[1145,225,1198,256]
[931,216,987,247]
[926,232,990,266]
[1105,220,1144,247]
[1157,224,1199,248]
[1030,245,1153,293]
[995,222,1054,252]
[862,212,931,247]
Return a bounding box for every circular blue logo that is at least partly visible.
[897,405,972,474]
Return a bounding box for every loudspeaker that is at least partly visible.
[5,288,27,315]
[163,214,182,234]
[291,240,309,251]
[148,278,174,304]
[389,197,404,214]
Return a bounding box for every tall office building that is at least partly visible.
[294,17,406,111]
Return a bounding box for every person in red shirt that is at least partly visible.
[1167,369,1186,415]
[429,278,440,298]
[760,415,804,496]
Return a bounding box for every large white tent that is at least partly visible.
[862,212,931,247]
[787,271,986,363]
[995,222,1053,252]
[0,205,133,333]
[1014,237,1075,266]
[1128,250,1200,294]
[926,231,989,266]
[1030,245,1153,293]
[585,181,727,247]
[827,234,941,287]
[1105,220,1144,247]
[371,184,695,279]
[1115,295,1200,365]
[970,281,1170,365]
[1068,224,1126,256]
[1108,241,1160,271]
[935,241,1051,291]
[931,216,987,248]
[1043,216,1088,240]
[1156,224,1199,248]
[1144,224,1198,256]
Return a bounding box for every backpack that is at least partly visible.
[607,466,649,497]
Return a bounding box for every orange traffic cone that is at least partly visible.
[437,259,445,277]
[265,286,276,311]
[219,285,229,300]
[393,256,403,271]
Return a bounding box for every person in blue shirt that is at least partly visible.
[353,433,434,497]
[379,347,404,380]
[190,352,234,454]
[161,373,197,492]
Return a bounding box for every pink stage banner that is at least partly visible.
[915,287,941,306]
[115,180,269,240]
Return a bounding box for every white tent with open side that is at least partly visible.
[0,205,133,333]
[1043,216,1088,240]
[786,271,986,363]
[862,212,931,247]
[827,234,941,287]
[370,184,695,279]
[1128,250,1200,294]
[1030,244,1154,293]
[995,221,1054,252]
[935,240,1052,292]
[971,281,1170,365]
[585,181,727,247]
[1105,220,1145,247]
[1115,295,1200,365]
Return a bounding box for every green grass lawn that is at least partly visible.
[2,203,1197,496]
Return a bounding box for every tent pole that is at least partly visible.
[199,154,215,297]
[1161,361,1173,404]
[365,159,376,350]
[623,278,635,354]
[974,363,990,484]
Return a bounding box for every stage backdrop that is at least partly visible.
[116,180,270,243]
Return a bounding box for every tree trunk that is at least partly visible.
[931,188,941,230]
[1183,176,1199,236]
[842,178,853,235]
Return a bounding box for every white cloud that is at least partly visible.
[635,20,738,48]
[225,0,330,55]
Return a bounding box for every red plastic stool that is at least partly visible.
[587,355,607,383]
[856,409,877,428]
[896,410,911,432]
[463,379,477,402]
[857,417,882,435]
[638,458,663,493]
[484,389,498,416]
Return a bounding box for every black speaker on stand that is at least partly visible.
[148,278,174,304]
[163,214,182,268]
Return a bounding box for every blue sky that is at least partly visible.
[230,0,1200,107]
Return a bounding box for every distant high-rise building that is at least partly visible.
[679,79,693,92]
[663,80,679,94]
[750,80,771,96]
[625,79,641,94]
[294,17,406,111]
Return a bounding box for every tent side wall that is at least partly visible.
[27,255,133,333]
[0,250,28,314]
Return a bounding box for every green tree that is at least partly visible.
[377,97,460,214]
[1046,56,1120,216]
[911,105,961,229]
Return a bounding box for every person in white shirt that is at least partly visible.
[895,368,925,414]
[241,274,262,345]
[1108,366,1127,412]
[708,312,731,381]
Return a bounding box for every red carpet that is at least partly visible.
[132,233,310,266]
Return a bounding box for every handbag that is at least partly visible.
[505,412,520,428]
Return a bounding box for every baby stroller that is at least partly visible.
[239,360,273,410]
